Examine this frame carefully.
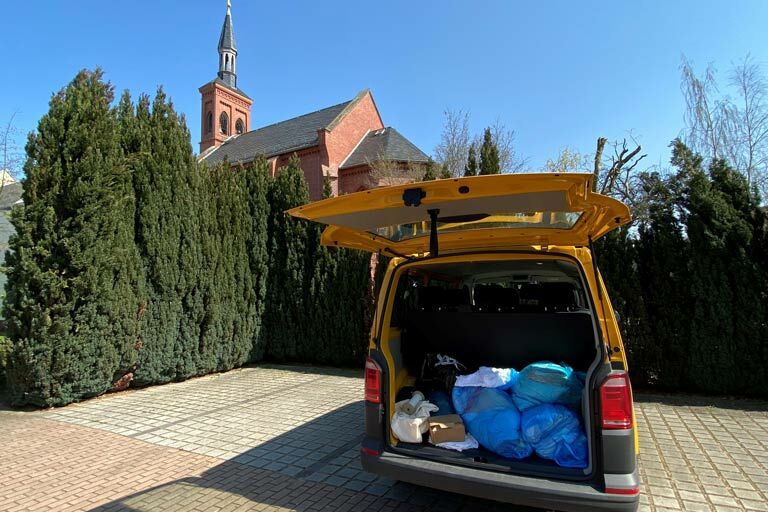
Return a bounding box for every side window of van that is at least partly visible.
[390,274,420,327]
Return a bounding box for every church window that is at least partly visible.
[206,112,213,134]
[220,112,229,135]
[235,119,245,134]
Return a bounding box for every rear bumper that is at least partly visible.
[362,449,639,512]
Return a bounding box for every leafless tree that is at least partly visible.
[543,147,591,173]
[726,56,768,193]
[681,55,768,197]
[681,58,727,161]
[543,137,648,221]
[434,109,470,177]
[366,156,426,187]
[435,109,527,176]
[1,112,22,198]
[594,137,648,220]
[471,119,528,173]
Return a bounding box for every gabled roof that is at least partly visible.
[0,182,23,210]
[341,127,430,169]
[203,100,352,165]
[218,4,236,51]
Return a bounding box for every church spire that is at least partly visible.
[217,0,238,88]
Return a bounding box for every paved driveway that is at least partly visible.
[1,365,767,511]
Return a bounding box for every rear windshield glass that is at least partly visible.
[373,211,582,242]
[390,258,590,326]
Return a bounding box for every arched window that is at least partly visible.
[219,112,229,135]
[235,119,245,135]
[225,54,230,71]
[206,112,213,134]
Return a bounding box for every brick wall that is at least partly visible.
[321,92,384,172]
[338,165,374,195]
[275,148,324,200]
[199,82,252,153]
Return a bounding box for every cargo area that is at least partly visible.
[383,257,604,479]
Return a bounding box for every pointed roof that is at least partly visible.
[341,127,430,168]
[218,0,237,51]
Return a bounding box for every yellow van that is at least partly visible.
[290,173,639,512]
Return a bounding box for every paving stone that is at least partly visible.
[681,501,713,512]
[2,365,767,512]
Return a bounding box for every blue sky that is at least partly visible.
[2,0,767,171]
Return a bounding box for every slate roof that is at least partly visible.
[0,182,23,210]
[200,77,251,100]
[203,100,352,165]
[218,8,236,51]
[341,127,430,168]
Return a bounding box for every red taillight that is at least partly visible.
[364,357,381,404]
[600,372,633,429]
[605,487,640,495]
[361,446,381,457]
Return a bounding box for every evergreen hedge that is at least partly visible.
[2,70,373,406]
[599,140,768,397]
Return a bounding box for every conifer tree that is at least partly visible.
[479,128,501,175]
[300,175,373,365]
[673,140,767,394]
[598,228,653,387]
[127,90,197,384]
[634,169,691,390]
[261,156,310,361]
[464,144,478,176]
[245,156,272,362]
[439,165,452,179]
[3,70,144,406]
[422,158,437,181]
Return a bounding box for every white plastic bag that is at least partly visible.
[436,432,479,452]
[391,399,439,443]
[455,366,516,389]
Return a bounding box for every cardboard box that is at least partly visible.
[428,414,466,444]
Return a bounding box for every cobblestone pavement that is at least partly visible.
[1,365,767,511]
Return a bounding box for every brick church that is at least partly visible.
[198,1,429,200]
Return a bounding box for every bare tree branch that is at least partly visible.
[366,155,425,188]
[1,111,23,197]
[593,137,607,191]
[681,54,768,198]
[434,109,470,177]
[435,110,527,176]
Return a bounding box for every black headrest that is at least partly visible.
[418,286,469,311]
[539,282,579,308]
[474,285,519,311]
[518,282,578,310]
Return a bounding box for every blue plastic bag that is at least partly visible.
[520,404,588,468]
[511,361,585,411]
[452,386,532,459]
[426,390,455,416]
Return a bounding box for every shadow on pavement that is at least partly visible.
[634,391,768,412]
[90,400,534,512]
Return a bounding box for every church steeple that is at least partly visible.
[218,0,238,88]
[199,0,251,154]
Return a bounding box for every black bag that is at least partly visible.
[418,353,466,392]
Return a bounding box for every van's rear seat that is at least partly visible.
[417,286,471,312]
[474,285,518,312]
[402,310,596,371]
[473,282,582,313]
[519,282,581,312]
